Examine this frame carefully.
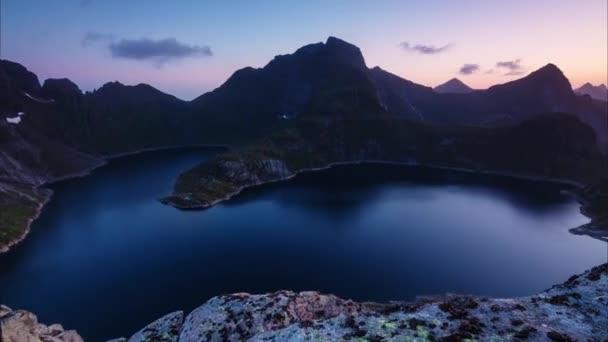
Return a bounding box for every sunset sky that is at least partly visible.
[2,0,607,100]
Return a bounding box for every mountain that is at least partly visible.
[370,66,434,121]
[2,38,608,253]
[81,81,195,153]
[370,63,607,150]
[575,83,608,101]
[434,78,474,94]
[1,60,192,154]
[190,37,385,142]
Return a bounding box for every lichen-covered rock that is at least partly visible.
[273,264,607,342]
[173,264,607,341]
[52,330,84,342]
[179,291,366,341]
[0,307,82,342]
[217,159,291,186]
[163,158,294,209]
[127,311,183,342]
[0,310,41,342]
[5,264,608,341]
[0,304,12,317]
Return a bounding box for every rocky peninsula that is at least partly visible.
[162,116,608,242]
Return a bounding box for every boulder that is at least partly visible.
[127,311,183,342]
[0,310,41,342]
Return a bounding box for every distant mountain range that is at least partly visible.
[575,83,607,101]
[1,36,608,252]
[434,78,474,94]
[3,37,606,154]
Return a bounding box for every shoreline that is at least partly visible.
[2,151,604,255]
[165,159,587,211]
[0,144,228,255]
[45,144,229,187]
[164,159,607,242]
[0,189,52,254]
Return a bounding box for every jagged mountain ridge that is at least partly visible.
[2,37,606,155]
[575,83,608,101]
[1,38,606,188]
[1,37,608,252]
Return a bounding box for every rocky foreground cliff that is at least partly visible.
[0,304,83,342]
[2,264,606,341]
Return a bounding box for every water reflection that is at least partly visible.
[0,151,603,341]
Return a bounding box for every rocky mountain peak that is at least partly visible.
[526,63,570,86]
[434,78,474,93]
[324,36,367,69]
[575,82,608,101]
[42,78,82,99]
[0,60,42,97]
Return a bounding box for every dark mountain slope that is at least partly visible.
[370,66,434,121]
[484,64,577,117]
[370,64,607,151]
[190,37,385,142]
[82,82,194,153]
[0,60,42,113]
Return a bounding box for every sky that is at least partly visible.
[1,0,607,100]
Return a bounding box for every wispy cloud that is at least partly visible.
[400,42,451,55]
[495,59,525,76]
[109,38,212,65]
[81,31,114,46]
[459,64,480,75]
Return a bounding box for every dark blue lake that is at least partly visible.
[0,148,605,341]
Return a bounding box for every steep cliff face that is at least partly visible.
[0,118,102,252]
[0,62,104,253]
[0,60,42,114]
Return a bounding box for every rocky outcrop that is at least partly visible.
[0,305,83,342]
[126,311,183,342]
[178,292,365,341]
[101,263,608,341]
[1,265,606,340]
[163,158,292,209]
[570,180,608,241]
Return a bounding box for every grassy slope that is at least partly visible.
[0,185,47,249]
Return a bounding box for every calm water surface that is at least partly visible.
[0,148,605,340]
